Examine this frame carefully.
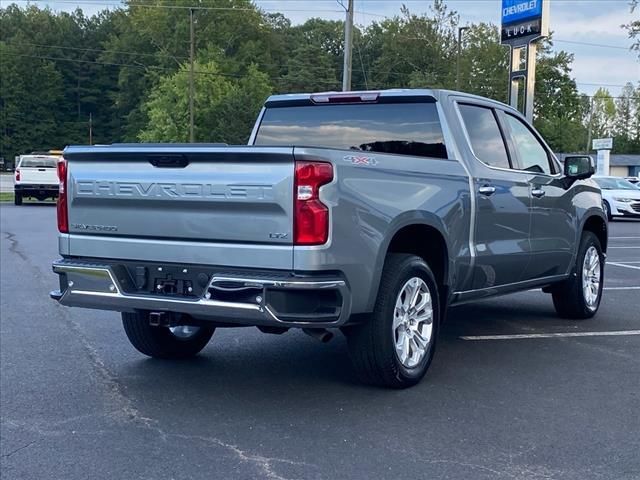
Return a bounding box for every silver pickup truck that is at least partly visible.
[51,89,607,388]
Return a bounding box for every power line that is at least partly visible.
[4,51,243,77]
[3,41,297,71]
[3,51,344,86]
[577,82,632,88]
[5,0,343,14]
[6,41,190,60]
[554,39,631,51]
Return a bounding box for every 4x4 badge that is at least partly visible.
[343,155,377,166]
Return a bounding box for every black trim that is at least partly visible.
[66,231,291,247]
[265,95,437,108]
[63,149,292,163]
[458,102,514,170]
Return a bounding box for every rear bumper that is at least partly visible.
[15,184,58,195]
[50,259,352,328]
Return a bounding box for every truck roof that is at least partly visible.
[265,88,515,112]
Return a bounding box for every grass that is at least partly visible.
[0,192,57,203]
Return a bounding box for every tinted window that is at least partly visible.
[458,104,510,169]
[19,156,58,168]
[255,102,448,159]
[503,114,552,174]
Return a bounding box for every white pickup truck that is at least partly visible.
[13,154,60,205]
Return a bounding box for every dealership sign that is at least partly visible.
[501,0,548,44]
[592,138,613,150]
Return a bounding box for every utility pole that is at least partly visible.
[586,96,595,152]
[456,26,469,91]
[342,0,354,92]
[89,112,93,145]
[189,8,195,143]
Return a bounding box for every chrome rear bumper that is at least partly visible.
[51,260,351,327]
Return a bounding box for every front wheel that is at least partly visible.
[603,201,612,221]
[346,254,440,389]
[551,231,604,319]
[122,312,215,359]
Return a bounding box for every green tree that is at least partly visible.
[139,61,271,143]
[613,83,637,153]
[533,44,587,152]
[623,0,639,58]
[365,2,459,89]
[457,23,508,102]
[589,88,617,140]
[0,42,65,161]
[280,43,339,92]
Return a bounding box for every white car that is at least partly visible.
[593,176,640,220]
[13,155,60,205]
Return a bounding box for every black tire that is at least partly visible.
[603,201,612,221]
[346,254,440,389]
[122,312,215,359]
[551,231,604,319]
[14,193,22,205]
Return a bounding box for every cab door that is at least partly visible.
[497,111,575,280]
[457,103,532,290]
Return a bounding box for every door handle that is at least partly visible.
[532,188,546,198]
[478,185,496,196]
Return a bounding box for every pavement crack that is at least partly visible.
[5,418,311,480]
[1,440,38,459]
[2,231,27,261]
[169,433,310,480]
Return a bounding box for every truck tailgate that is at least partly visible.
[64,146,294,252]
[18,166,58,185]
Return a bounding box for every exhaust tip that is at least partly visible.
[303,328,334,343]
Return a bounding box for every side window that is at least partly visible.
[503,114,553,174]
[458,104,510,169]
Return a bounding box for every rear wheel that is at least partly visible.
[122,312,215,359]
[346,254,439,388]
[14,193,22,205]
[552,231,604,319]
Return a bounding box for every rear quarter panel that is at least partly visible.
[292,147,472,313]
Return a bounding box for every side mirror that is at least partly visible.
[564,155,595,180]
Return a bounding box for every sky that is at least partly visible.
[7,0,640,96]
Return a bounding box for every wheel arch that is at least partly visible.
[581,212,608,253]
[366,212,452,312]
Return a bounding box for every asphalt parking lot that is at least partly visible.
[1,204,639,480]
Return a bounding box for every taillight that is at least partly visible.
[57,158,68,233]
[15,169,20,181]
[294,161,333,245]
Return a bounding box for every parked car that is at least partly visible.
[13,154,60,205]
[625,176,639,185]
[50,89,607,388]
[594,176,640,220]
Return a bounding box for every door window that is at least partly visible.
[503,114,553,174]
[458,104,510,169]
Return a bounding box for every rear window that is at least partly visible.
[19,156,58,168]
[255,102,448,159]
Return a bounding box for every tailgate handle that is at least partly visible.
[148,155,189,168]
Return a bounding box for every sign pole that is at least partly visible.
[501,0,549,121]
[524,42,537,122]
[592,138,613,176]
